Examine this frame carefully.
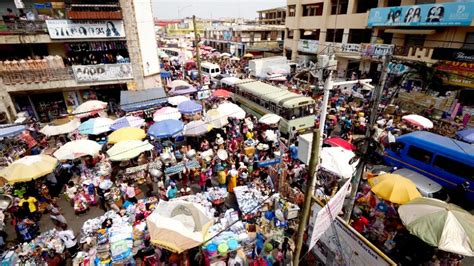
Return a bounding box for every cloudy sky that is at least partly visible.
[153,0,286,20]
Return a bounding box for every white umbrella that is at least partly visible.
[169,80,191,88]
[220,53,231,58]
[402,114,433,129]
[168,95,190,106]
[40,119,80,137]
[259,114,281,125]
[320,147,357,179]
[230,56,240,61]
[153,107,181,122]
[265,129,278,142]
[78,117,114,135]
[217,102,246,120]
[107,140,154,161]
[53,139,102,160]
[204,109,228,128]
[183,120,211,136]
[72,100,107,118]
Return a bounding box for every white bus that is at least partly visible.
[234,80,315,135]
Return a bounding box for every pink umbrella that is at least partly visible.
[402,114,433,129]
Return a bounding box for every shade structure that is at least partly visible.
[153,107,181,122]
[456,128,474,144]
[398,197,474,256]
[320,147,357,179]
[51,117,73,126]
[217,102,246,119]
[107,140,154,161]
[146,200,213,253]
[148,119,184,138]
[204,109,228,128]
[402,114,433,129]
[324,137,356,151]
[169,80,191,88]
[72,100,107,118]
[53,139,102,160]
[0,155,58,184]
[259,114,281,125]
[183,120,212,136]
[178,100,202,114]
[212,89,231,98]
[168,95,190,106]
[368,174,422,204]
[78,117,114,135]
[108,127,146,144]
[220,52,231,58]
[243,53,254,58]
[110,116,145,130]
[0,124,26,138]
[40,119,80,137]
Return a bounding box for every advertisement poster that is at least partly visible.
[72,64,133,83]
[63,91,80,113]
[298,40,319,54]
[341,43,361,53]
[432,48,474,63]
[46,20,125,39]
[361,44,394,57]
[368,2,474,27]
[437,60,474,88]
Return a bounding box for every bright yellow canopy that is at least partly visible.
[0,155,58,184]
[108,127,146,144]
[368,174,422,204]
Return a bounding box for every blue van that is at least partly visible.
[384,131,474,201]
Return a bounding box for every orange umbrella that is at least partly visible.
[212,89,231,98]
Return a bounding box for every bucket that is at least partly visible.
[206,243,218,256]
[217,243,229,255]
[227,239,238,250]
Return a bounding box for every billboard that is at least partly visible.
[46,20,125,39]
[72,64,133,83]
[367,2,474,27]
[432,48,474,63]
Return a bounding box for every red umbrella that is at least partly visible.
[324,137,355,151]
[212,89,232,98]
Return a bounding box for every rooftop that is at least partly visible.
[257,6,287,13]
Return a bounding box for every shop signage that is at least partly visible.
[309,180,350,251]
[367,2,474,27]
[388,63,410,76]
[432,48,474,63]
[341,43,361,53]
[297,40,319,54]
[164,160,200,175]
[46,20,125,39]
[437,60,474,88]
[72,63,133,83]
[361,43,394,57]
[125,161,163,175]
[257,157,281,168]
[196,86,211,100]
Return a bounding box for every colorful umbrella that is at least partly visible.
[456,128,474,144]
[78,117,114,135]
[168,95,190,106]
[324,137,356,151]
[108,127,146,144]
[0,155,58,184]
[212,89,231,98]
[72,100,107,118]
[258,114,281,125]
[51,117,73,126]
[243,53,254,58]
[148,119,184,138]
[153,107,181,122]
[107,140,154,161]
[110,116,145,130]
[217,102,246,119]
[402,114,433,129]
[368,173,422,204]
[53,140,102,160]
[0,124,26,138]
[398,197,474,256]
[183,120,212,136]
[178,100,202,114]
[40,119,80,137]
[204,109,228,129]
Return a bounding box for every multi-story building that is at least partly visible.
[0,0,161,123]
[257,7,287,25]
[204,24,285,58]
[159,18,206,38]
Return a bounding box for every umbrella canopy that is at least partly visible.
[168,95,190,106]
[178,100,202,114]
[259,114,281,125]
[212,89,231,98]
[108,127,146,144]
[220,53,231,58]
[402,114,433,129]
[147,200,214,253]
[72,100,107,118]
[78,117,114,135]
[50,117,73,126]
[398,197,474,256]
[230,56,240,61]
[204,109,228,128]
[107,140,154,161]
[243,53,254,58]
[148,119,184,138]
[456,128,474,144]
[368,174,422,204]
[217,103,246,119]
[0,124,26,138]
[183,120,211,136]
[0,155,58,184]
[40,119,80,137]
[324,137,356,151]
[169,80,191,88]
[110,116,145,130]
[320,147,357,179]
[53,139,102,160]
[153,107,181,122]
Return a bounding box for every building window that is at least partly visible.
[331,0,348,15]
[347,29,372,44]
[415,0,435,4]
[300,29,320,40]
[326,29,344,43]
[387,0,401,7]
[288,5,296,17]
[355,0,378,13]
[303,3,324,16]
[380,32,393,44]
[407,146,433,164]
[404,34,425,47]
[287,29,294,39]
[463,32,474,49]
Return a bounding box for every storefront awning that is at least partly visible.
[384,29,436,35]
[120,88,167,112]
[335,53,362,60]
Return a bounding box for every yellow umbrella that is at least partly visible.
[243,53,254,58]
[107,140,154,161]
[0,155,58,184]
[368,174,421,204]
[108,127,146,144]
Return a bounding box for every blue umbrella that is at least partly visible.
[456,128,474,144]
[177,100,202,114]
[110,116,145,130]
[148,119,184,138]
[0,124,25,138]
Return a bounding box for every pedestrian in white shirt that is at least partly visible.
[58,229,78,257]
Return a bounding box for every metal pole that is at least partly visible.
[293,130,320,265]
[192,15,203,86]
[343,55,391,222]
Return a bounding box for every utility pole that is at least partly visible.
[343,55,391,222]
[192,15,203,86]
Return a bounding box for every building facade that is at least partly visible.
[0,0,161,123]
[258,7,287,25]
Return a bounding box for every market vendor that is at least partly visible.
[166,182,178,199]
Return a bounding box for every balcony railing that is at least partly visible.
[0,20,47,35]
[393,45,434,59]
[0,67,73,85]
[66,10,123,20]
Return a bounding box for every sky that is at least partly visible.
[152,0,286,20]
